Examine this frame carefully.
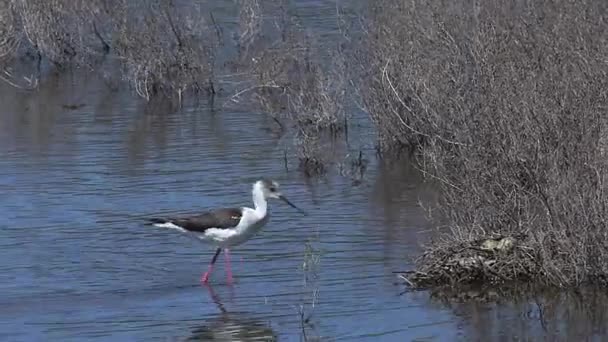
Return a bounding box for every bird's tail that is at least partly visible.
[145,218,169,226]
[145,218,187,232]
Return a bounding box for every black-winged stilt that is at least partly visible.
[146,179,306,283]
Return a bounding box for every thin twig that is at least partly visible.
[209,11,223,46]
[224,84,283,106]
[412,163,464,191]
[382,59,468,147]
[398,274,415,287]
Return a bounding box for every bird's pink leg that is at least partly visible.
[225,248,233,284]
[201,248,222,284]
[201,265,214,283]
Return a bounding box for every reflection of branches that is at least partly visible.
[0,69,38,90]
[444,288,608,340]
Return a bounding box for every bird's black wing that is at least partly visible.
[147,208,243,233]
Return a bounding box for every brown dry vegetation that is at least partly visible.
[1,0,218,98]
[111,0,217,100]
[0,1,18,63]
[0,0,348,174]
[357,0,608,288]
[229,0,349,175]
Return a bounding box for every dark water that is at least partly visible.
[2,2,608,342]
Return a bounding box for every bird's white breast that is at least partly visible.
[202,208,269,247]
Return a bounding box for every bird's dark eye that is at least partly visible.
[269,186,276,192]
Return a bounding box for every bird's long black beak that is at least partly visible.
[278,195,307,215]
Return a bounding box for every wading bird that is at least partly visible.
[147,179,306,284]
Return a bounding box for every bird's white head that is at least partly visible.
[254,179,306,215]
[257,179,282,200]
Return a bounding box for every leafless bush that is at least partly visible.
[1,0,217,100]
[13,0,76,64]
[362,0,608,288]
[113,0,217,100]
[230,0,348,127]
[0,1,20,64]
[228,1,349,176]
[235,0,263,64]
[11,0,114,66]
[294,130,329,177]
[287,48,347,131]
[0,2,39,89]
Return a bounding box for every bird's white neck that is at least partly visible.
[252,185,267,216]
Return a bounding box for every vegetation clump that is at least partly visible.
[402,233,534,289]
[228,0,349,177]
[112,0,217,100]
[358,0,608,289]
[1,0,218,98]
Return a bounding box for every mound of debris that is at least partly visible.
[401,232,538,290]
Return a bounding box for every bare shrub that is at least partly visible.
[235,0,263,64]
[13,0,76,64]
[230,0,348,128]
[0,1,20,64]
[227,1,349,176]
[11,0,113,66]
[294,130,329,177]
[0,2,39,89]
[287,48,347,131]
[112,0,217,100]
[1,0,217,100]
[0,0,113,88]
[361,0,608,288]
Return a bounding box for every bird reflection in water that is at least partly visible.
[185,284,277,341]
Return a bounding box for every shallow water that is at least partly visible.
[0,67,450,341]
[2,2,608,342]
[3,70,607,342]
